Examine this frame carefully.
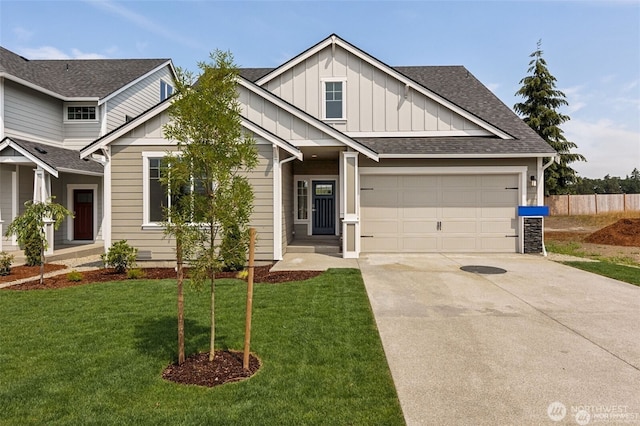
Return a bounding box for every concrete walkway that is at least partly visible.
[358,253,640,425]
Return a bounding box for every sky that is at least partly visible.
[1,0,638,179]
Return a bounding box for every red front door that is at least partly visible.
[73,189,93,240]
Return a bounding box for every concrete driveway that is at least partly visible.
[358,254,640,425]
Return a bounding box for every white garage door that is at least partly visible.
[360,174,519,253]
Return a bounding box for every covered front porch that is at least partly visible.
[278,145,363,259]
[0,137,104,256]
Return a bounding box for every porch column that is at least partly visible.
[33,167,55,255]
[341,152,359,258]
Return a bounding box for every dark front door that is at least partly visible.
[312,181,335,235]
[73,189,93,240]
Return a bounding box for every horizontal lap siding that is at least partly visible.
[4,80,63,143]
[107,66,173,132]
[110,142,274,261]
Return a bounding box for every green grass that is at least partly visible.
[545,240,587,257]
[563,261,640,286]
[0,270,403,425]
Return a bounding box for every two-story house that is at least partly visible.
[0,46,176,254]
[80,34,556,261]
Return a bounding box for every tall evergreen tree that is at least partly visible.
[514,40,585,194]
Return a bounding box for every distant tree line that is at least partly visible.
[571,168,640,194]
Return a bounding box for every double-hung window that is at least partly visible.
[323,80,346,120]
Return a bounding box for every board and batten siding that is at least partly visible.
[4,80,63,143]
[238,85,332,143]
[106,66,174,133]
[263,45,485,135]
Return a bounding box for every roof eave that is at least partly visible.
[0,72,99,102]
[378,152,558,159]
[238,76,379,161]
[0,137,59,177]
[254,34,513,141]
[99,59,175,105]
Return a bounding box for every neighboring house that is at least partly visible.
[81,34,556,261]
[0,46,176,253]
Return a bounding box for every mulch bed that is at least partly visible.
[162,350,261,387]
[0,263,68,284]
[2,265,323,290]
[585,218,640,247]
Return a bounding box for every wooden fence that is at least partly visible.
[545,194,640,216]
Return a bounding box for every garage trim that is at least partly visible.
[359,166,528,253]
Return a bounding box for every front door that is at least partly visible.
[73,189,93,241]
[312,181,335,235]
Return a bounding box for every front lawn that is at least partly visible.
[0,269,403,425]
[563,261,640,287]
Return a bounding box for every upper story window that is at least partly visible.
[67,106,96,121]
[160,80,174,101]
[323,80,346,120]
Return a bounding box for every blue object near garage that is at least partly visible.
[518,206,550,217]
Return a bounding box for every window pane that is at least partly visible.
[149,158,165,222]
[315,184,333,195]
[67,106,96,120]
[149,179,165,222]
[326,101,342,119]
[325,81,343,119]
[297,180,308,220]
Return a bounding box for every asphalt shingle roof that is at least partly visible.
[5,137,104,175]
[355,136,554,156]
[0,46,170,99]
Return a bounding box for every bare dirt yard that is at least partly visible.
[545,212,640,264]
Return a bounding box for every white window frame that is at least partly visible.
[64,104,98,123]
[321,78,346,121]
[295,179,309,221]
[142,151,169,229]
[160,80,174,101]
[142,151,209,229]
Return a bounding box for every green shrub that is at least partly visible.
[220,224,247,272]
[0,251,14,276]
[127,268,145,280]
[66,270,83,282]
[101,240,138,273]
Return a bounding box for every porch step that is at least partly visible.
[10,242,104,265]
[286,237,341,255]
